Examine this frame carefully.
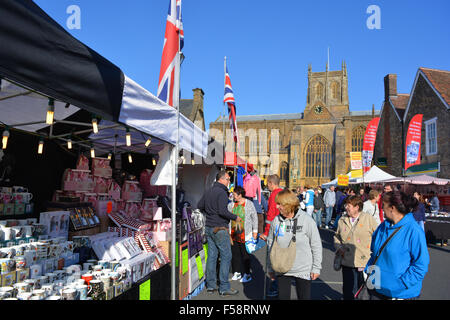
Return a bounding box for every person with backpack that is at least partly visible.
[267,189,322,300]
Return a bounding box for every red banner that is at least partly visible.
[404,114,423,171]
[362,117,381,173]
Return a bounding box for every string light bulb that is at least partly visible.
[191,159,195,165]
[125,128,131,146]
[67,138,72,150]
[90,146,95,158]
[2,128,10,149]
[145,137,152,147]
[92,117,99,134]
[37,138,44,154]
[107,152,112,160]
[152,158,156,166]
[46,99,55,125]
[128,153,133,163]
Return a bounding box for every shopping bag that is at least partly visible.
[245,237,266,254]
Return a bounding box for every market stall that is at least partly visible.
[0,0,210,300]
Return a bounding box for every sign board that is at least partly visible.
[350,152,362,170]
[338,175,349,186]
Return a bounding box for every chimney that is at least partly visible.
[192,88,205,130]
[384,74,397,100]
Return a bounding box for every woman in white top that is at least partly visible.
[362,189,381,226]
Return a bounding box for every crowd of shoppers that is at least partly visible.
[198,171,434,300]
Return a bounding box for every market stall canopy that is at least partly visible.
[321,172,352,188]
[383,174,450,186]
[0,0,208,159]
[349,166,396,184]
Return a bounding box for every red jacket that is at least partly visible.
[263,188,283,236]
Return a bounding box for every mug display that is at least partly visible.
[76,284,88,300]
[62,288,77,300]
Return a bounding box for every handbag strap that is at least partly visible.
[274,215,298,243]
[373,226,403,265]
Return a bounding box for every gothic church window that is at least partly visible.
[314,82,324,101]
[352,126,366,152]
[304,135,331,178]
[331,81,340,100]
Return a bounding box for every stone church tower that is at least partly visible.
[209,62,378,188]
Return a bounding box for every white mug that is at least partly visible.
[3,227,15,241]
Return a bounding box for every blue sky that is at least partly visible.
[35,0,450,131]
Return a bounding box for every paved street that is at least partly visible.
[192,228,450,300]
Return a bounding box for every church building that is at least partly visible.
[209,62,379,187]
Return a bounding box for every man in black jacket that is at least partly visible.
[198,170,241,296]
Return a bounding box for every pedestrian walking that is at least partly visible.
[323,185,336,229]
[333,188,349,230]
[303,186,315,217]
[267,189,322,300]
[412,192,426,232]
[359,188,368,202]
[260,174,283,297]
[362,189,381,226]
[197,170,242,296]
[228,186,259,283]
[313,188,325,228]
[365,191,430,300]
[334,195,378,300]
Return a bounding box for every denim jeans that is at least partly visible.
[324,206,333,226]
[313,209,322,227]
[205,226,232,292]
[333,213,342,229]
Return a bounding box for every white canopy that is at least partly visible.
[350,166,397,184]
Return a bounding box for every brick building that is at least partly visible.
[374,68,450,178]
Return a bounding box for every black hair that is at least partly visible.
[216,170,228,181]
[233,186,246,197]
[382,191,418,215]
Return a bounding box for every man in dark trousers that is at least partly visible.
[198,170,242,296]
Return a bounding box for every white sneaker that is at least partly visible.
[231,272,242,281]
[240,273,252,283]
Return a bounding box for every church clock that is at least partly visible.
[314,105,324,114]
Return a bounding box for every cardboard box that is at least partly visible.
[1,271,17,287]
[16,268,30,283]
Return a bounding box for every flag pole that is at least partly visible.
[223,56,227,164]
[171,0,182,301]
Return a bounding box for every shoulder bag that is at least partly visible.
[269,216,298,274]
[354,226,404,300]
[333,216,360,271]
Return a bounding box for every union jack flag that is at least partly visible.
[224,64,239,145]
[157,0,184,107]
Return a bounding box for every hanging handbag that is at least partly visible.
[269,217,298,274]
[354,226,403,300]
[333,217,360,271]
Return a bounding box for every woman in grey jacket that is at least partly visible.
[228,186,259,283]
[267,189,323,300]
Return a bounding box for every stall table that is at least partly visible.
[425,216,450,242]
[112,263,171,300]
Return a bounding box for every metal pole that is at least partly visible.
[223,56,227,160]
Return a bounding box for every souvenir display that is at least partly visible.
[0,147,208,301]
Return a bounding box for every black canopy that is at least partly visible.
[0,0,124,121]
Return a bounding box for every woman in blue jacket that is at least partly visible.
[365,191,430,300]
